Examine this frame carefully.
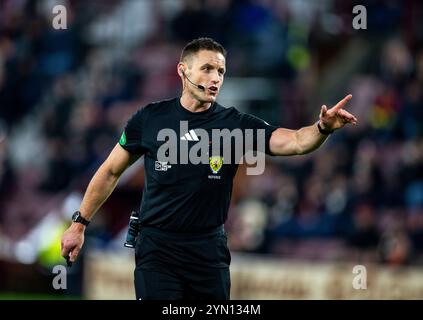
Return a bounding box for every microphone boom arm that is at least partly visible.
[182,71,205,91]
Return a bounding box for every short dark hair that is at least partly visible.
[180,37,227,62]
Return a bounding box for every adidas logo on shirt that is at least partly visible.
[180,130,200,141]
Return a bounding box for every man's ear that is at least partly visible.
[177,63,185,77]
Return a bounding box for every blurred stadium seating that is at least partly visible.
[0,0,422,299]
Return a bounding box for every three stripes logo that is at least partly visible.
[180,129,200,141]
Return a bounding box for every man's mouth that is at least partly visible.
[208,86,218,94]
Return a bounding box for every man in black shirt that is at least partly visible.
[61,38,357,300]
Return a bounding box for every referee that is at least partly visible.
[61,37,357,300]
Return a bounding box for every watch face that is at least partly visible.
[72,212,79,221]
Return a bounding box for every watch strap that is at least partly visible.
[317,121,334,135]
[72,211,90,226]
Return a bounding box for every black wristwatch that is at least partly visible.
[317,121,334,135]
[72,211,90,226]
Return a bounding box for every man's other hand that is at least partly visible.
[61,223,85,263]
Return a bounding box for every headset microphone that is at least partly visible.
[182,70,205,91]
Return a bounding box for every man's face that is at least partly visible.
[181,50,226,103]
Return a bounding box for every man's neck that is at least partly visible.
[180,94,211,113]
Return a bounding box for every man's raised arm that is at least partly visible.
[269,94,357,156]
[61,144,140,263]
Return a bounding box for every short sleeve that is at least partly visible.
[119,107,147,155]
[239,112,279,155]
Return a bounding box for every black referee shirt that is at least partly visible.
[119,97,278,232]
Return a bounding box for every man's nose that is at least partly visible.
[210,71,220,84]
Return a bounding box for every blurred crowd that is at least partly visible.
[0,0,422,271]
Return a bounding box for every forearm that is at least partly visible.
[63,165,119,255]
[79,164,121,221]
[294,122,329,155]
[270,123,329,156]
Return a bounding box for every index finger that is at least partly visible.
[332,94,352,111]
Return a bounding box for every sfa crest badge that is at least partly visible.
[209,156,224,174]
